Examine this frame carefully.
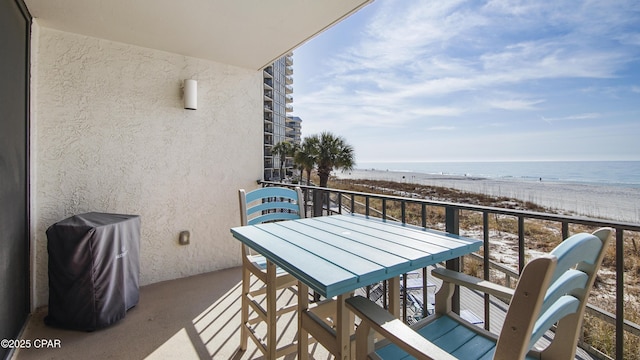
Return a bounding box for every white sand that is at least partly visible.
[335,169,640,224]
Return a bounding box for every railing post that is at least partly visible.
[445,206,460,234]
[311,188,325,302]
[366,196,370,217]
[312,188,324,217]
[483,212,491,331]
[303,188,310,218]
[445,206,461,313]
[382,198,386,220]
[518,216,525,273]
[616,228,624,359]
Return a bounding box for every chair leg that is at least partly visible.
[240,263,250,351]
[266,260,277,360]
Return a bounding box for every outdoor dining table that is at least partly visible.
[230,213,483,360]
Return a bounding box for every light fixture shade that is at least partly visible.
[184,79,197,110]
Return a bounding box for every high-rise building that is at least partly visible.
[263,53,297,180]
[285,115,303,173]
[286,116,302,145]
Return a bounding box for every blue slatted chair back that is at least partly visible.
[496,228,612,358]
[239,186,304,226]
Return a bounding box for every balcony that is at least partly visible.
[15,182,639,360]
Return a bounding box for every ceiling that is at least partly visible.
[24,0,372,70]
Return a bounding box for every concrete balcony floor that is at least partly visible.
[13,266,331,360]
[12,265,594,360]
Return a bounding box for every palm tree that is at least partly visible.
[289,142,301,182]
[294,136,319,185]
[272,140,293,182]
[315,131,355,187]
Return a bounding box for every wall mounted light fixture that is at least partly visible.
[183,79,197,110]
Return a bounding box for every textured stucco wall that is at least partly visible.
[31,26,263,308]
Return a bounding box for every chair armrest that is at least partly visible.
[431,268,514,301]
[346,296,456,360]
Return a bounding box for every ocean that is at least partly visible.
[342,161,640,222]
[356,161,640,189]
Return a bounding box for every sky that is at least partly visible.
[291,0,640,164]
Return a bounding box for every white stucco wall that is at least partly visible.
[31,25,263,308]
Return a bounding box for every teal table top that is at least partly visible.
[231,214,482,298]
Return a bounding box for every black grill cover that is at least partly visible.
[45,212,140,331]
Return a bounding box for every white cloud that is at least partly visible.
[488,98,545,111]
[305,1,632,113]
[541,113,602,123]
[294,0,640,161]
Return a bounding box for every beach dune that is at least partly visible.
[335,169,640,224]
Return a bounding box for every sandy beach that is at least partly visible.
[335,168,640,224]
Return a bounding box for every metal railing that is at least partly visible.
[261,180,640,359]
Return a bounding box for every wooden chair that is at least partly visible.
[346,228,612,360]
[238,186,304,358]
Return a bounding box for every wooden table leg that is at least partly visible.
[336,294,351,360]
[298,281,309,360]
[388,276,400,318]
[349,292,356,359]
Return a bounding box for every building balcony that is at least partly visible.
[14,182,634,360]
[286,56,293,66]
[10,2,633,359]
[285,76,293,85]
[285,105,293,112]
[286,94,293,103]
[286,66,293,75]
